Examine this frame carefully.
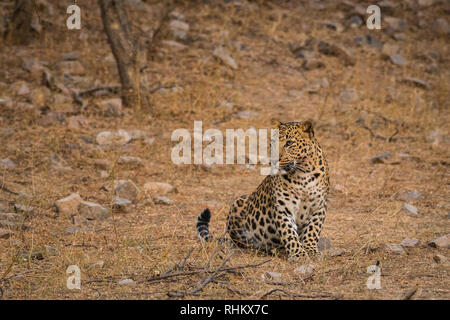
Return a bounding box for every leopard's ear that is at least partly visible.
[300,121,314,137]
[271,119,282,128]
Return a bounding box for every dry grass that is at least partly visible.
[0,0,449,299]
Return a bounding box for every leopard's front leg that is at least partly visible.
[300,205,326,256]
[275,209,309,260]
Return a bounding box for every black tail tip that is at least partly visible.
[198,208,211,222]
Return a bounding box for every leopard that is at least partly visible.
[196,120,330,260]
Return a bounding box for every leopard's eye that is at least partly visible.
[285,140,294,147]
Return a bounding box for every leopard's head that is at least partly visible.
[272,120,321,173]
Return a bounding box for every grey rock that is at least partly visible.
[143,182,174,196]
[117,156,143,168]
[323,20,343,32]
[61,51,79,61]
[0,228,13,239]
[428,234,450,249]
[78,201,109,220]
[426,64,439,74]
[213,47,238,70]
[348,15,363,28]
[398,190,421,201]
[400,238,419,247]
[317,41,355,66]
[432,18,449,35]
[236,110,259,119]
[118,278,136,287]
[162,40,188,51]
[72,215,89,226]
[57,60,85,75]
[153,196,171,205]
[1,158,16,169]
[318,237,331,252]
[294,264,315,276]
[87,260,105,269]
[371,152,393,164]
[393,33,407,41]
[55,193,82,215]
[301,58,325,70]
[65,226,94,233]
[96,130,132,145]
[97,98,123,117]
[14,203,34,215]
[262,272,281,281]
[402,77,430,89]
[339,88,359,104]
[384,243,406,255]
[390,53,406,66]
[433,254,449,264]
[385,16,407,32]
[326,248,345,257]
[402,203,418,215]
[112,197,132,213]
[115,180,139,202]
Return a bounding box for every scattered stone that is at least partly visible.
[384,243,406,255]
[262,272,281,281]
[371,152,393,164]
[381,43,399,58]
[318,237,331,252]
[96,130,132,145]
[418,0,437,7]
[87,260,105,269]
[301,58,325,70]
[433,254,449,264]
[294,264,315,276]
[432,18,449,35]
[169,19,189,41]
[426,130,443,146]
[384,16,407,33]
[402,203,418,216]
[94,159,110,170]
[78,201,109,220]
[67,115,88,130]
[162,40,188,51]
[114,180,139,202]
[65,226,93,233]
[39,112,66,127]
[398,190,421,201]
[61,51,79,61]
[400,238,419,247]
[323,20,343,32]
[317,41,355,66]
[390,53,406,66]
[29,87,50,106]
[425,64,439,74]
[112,197,132,213]
[348,15,363,28]
[236,110,259,119]
[45,246,58,255]
[153,196,171,205]
[55,193,82,215]
[117,156,143,168]
[57,60,85,75]
[97,98,123,117]
[213,47,238,70]
[72,215,89,226]
[393,33,407,41]
[428,234,450,249]
[143,182,174,196]
[339,88,359,104]
[0,228,13,239]
[118,278,136,287]
[326,248,345,257]
[1,158,16,169]
[14,203,34,215]
[14,82,30,96]
[402,77,430,90]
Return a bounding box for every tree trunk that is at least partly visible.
[6,0,41,44]
[98,0,147,109]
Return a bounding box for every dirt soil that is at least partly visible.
[0,0,449,300]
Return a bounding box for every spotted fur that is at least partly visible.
[196,120,330,260]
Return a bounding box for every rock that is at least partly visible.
[29,87,50,106]
[262,272,281,281]
[348,15,363,28]
[371,152,393,164]
[433,254,449,264]
[87,260,105,269]
[162,40,188,51]
[0,203,5,212]
[45,246,58,255]
[400,238,419,247]
[426,64,439,74]
[317,41,355,66]
[78,201,109,220]
[96,130,132,145]
[153,196,171,205]
[129,129,148,141]
[169,19,189,40]
[390,53,406,66]
[143,182,174,196]
[432,18,449,35]
[402,203,418,215]
[61,51,79,61]
[384,243,406,255]
[402,77,430,89]
[49,153,72,172]
[393,33,407,41]
[115,180,139,202]
[0,228,13,239]
[318,237,331,252]
[301,58,325,70]
[382,43,399,57]
[38,112,66,127]
[1,158,16,169]
[213,47,238,70]
[94,159,111,170]
[112,197,132,213]
[57,60,85,75]
[67,116,88,130]
[426,130,443,146]
[72,215,89,226]
[294,264,315,276]
[339,88,359,104]
[323,20,343,32]
[118,278,136,287]
[236,110,259,119]
[398,190,421,201]
[14,203,34,215]
[97,98,123,117]
[55,193,82,215]
[428,234,450,249]
[117,156,143,168]
[65,226,93,233]
[326,248,345,257]
[418,0,437,6]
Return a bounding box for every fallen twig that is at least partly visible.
[260,288,340,300]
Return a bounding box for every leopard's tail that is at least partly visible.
[196,208,213,242]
